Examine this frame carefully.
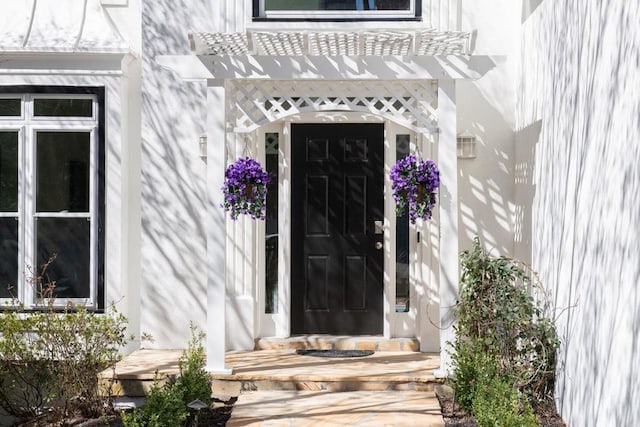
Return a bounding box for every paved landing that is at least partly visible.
[228,390,445,427]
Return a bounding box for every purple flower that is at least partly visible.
[221,157,271,220]
[390,155,440,224]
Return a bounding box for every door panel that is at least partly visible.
[291,123,384,335]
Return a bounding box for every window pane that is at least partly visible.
[265,0,409,11]
[37,132,90,213]
[395,134,410,312]
[265,133,278,313]
[34,98,93,117]
[0,99,21,116]
[0,217,18,298]
[0,132,18,212]
[36,218,90,299]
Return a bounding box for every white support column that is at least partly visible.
[206,83,232,374]
[435,80,458,377]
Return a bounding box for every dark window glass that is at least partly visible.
[0,218,18,298]
[0,99,21,117]
[34,98,92,117]
[395,134,410,312]
[0,132,18,212]
[264,0,409,11]
[36,132,90,213]
[265,133,278,313]
[36,218,90,299]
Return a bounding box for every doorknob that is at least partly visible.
[375,242,383,250]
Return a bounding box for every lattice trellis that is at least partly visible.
[227,80,438,133]
[190,29,471,56]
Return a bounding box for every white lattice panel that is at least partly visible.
[190,29,471,56]
[227,80,438,133]
[190,32,249,55]
[363,31,413,56]
[308,32,359,56]
[253,32,305,55]
[416,30,470,55]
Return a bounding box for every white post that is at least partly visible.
[206,83,232,374]
[434,79,458,377]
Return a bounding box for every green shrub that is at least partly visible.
[473,374,539,427]
[173,324,212,407]
[121,378,188,427]
[122,324,212,427]
[455,237,559,399]
[451,237,560,425]
[0,303,129,421]
[452,340,497,412]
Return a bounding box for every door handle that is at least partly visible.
[375,242,383,250]
[374,220,384,234]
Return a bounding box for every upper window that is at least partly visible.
[255,0,418,20]
[0,87,105,309]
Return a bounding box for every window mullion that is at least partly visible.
[23,123,35,306]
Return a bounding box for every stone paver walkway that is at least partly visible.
[228,390,444,426]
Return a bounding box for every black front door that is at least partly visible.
[291,123,384,335]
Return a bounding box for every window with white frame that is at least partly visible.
[0,87,105,309]
[255,0,418,20]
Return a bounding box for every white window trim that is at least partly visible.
[0,93,100,309]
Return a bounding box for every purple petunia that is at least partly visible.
[221,157,271,220]
[390,155,440,224]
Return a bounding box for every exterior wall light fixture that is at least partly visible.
[199,136,207,160]
[456,132,477,159]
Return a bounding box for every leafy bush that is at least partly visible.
[451,237,560,425]
[122,324,212,427]
[473,374,539,427]
[456,237,559,399]
[452,340,496,412]
[0,257,131,422]
[121,379,187,427]
[0,303,129,421]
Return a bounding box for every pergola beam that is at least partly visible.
[157,54,499,82]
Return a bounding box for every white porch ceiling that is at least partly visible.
[189,29,472,57]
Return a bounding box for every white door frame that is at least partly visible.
[256,112,426,340]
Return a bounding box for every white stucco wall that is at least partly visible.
[457,0,520,257]
[138,2,223,348]
[518,1,640,425]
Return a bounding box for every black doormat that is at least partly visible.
[296,349,374,358]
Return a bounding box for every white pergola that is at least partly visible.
[158,28,497,376]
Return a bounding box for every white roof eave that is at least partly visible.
[0,0,128,55]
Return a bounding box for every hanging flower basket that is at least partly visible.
[390,155,440,224]
[222,157,271,220]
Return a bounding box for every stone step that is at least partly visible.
[256,335,421,352]
[101,349,441,398]
[227,390,445,427]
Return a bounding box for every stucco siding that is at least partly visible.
[518,1,640,425]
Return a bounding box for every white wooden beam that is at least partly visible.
[157,54,500,82]
[206,84,232,374]
[434,79,458,377]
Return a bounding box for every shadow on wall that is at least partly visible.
[139,1,221,348]
[457,80,515,257]
[513,120,541,264]
[518,1,640,425]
